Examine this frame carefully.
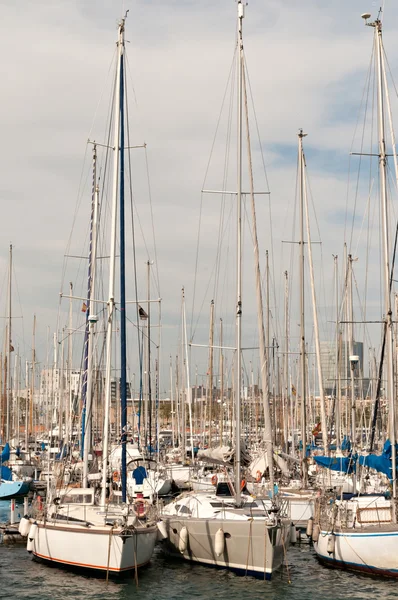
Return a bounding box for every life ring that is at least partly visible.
[211,474,218,486]
[132,498,150,518]
[255,470,262,483]
[112,471,120,483]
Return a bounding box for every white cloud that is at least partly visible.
[0,0,395,396]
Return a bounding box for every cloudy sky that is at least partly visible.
[0,0,397,395]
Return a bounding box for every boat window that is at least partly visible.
[178,505,192,515]
[60,494,93,505]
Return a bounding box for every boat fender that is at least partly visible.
[132,497,149,518]
[179,526,188,553]
[327,533,335,555]
[215,528,225,556]
[312,523,320,543]
[306,517,313,538]
[157,520,168,541]
[211,475,218,486]
[18,517,31,537]
[290,524,297,544]
[27,523,38,553]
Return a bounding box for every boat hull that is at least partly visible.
[30,520,158,574]
[314,526,398,577]
[161,516,290,579]
[0,480,31,500]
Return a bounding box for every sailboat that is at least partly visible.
[159,2,290,579]
[313,12,398,577]
[22,15,158,575]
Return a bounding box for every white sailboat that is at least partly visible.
[159,1,290,579]
[22,15,158,575]
[313,12,398,577]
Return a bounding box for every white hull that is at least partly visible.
[30,520,158,573]
[314,526,398,577]
[161,516,290,579]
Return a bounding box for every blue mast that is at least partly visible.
[119,41,127,503]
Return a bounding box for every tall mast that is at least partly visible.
[219,318,224,446]
[101,16,125,507]
[334,255,341,448]
[348,255,355,446]
[6,244,12,441]
[30,315,36,446]
[242,47,274,491]
[207,300,214,446]
[170,356,175,447]
[298,130,308,487]
[182,288,194,460]
[119,14,128,502]
[66,282,73,453]
[371,16,396,507]
[82,145,99,487]
[147,260,152,460]
[234,0,244,506]
[284,271,289,454]
[300,136,328,454]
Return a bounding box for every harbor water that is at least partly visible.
[0,500,396,600]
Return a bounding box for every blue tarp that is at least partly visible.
[1,465,12,481]
[341,436,351,452]
[358,440,397,481]
[132,466,147,485]
[1,443,10,463]
[314,454,356,473]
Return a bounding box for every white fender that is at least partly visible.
[306,517,313,538]
[179,526,188,553]
[27,523,38,552]
[157,520,168,541]
[290,524,297,544]
[18,517,31,537]
[327,533,335,555]
[312,523,320,542]
[215,528,225,557]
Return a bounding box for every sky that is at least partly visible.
[0,0,398,396]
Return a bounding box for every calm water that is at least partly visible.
[0,501,396,600]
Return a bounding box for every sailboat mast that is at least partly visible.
[119,21,128,502]
[334,255,341,448]
[373,17,396,507]
[241,50,274,491]
[298,130,308,487]
[6,244,12,441]
[82,145,99,487]
[300,137,328,454]
[234,0,244,506]
[101,17,124,507]
[284,271,289,454]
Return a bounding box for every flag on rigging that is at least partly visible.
[138,306,148,320]
[81,302,88,313]
[312,422,322,436]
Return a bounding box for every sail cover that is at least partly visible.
[358,440,396,481]
[314,455,356,473]
[197,445,251,467]
[1,443,10,463]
